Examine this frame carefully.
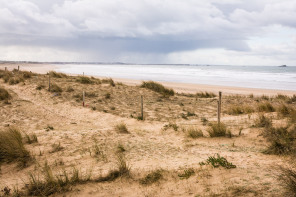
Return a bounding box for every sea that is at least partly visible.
[55,64,296,91]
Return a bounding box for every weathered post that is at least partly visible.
[18,66,20,71]
[217,100,220,126]
[141,95,144,120]
[83,72,84,76]
[48,75,51,91]
[83,91,85,107]
[218,91,222,126]
[5,67,7,71]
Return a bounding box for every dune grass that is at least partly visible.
[226,105,254,115]
[76,76,94,84]
[258,102,275,112]
[139,169,163,185]
[186,127,203,138]
[48,71,67,78]
[279,163,296,196]
[196,92,216,98]
[141,81,174,96]
[207,122,230,137]
[199,154,236,169]
[49,84,63,93]
[255,114,272,128]
[0,87,11,101]
[115,123,129,134]
[0,127,31,167]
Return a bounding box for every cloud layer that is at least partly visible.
[0,0,296,65]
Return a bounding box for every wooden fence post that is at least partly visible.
[83,91,85,107]
[48,75,51,91]
[5,67,7,71]
[18,66,20,71]
[141,95,144,120]
[217,91,222,126]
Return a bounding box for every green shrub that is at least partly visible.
[196,92,216,98]
[141,81,174,96]
[0,87,11,101]
[207,122,230,137]
[178,168,195,179]
[262,126,296,155]
[199,154,236,169]
[139,169,163,185]
[0,127,31,167]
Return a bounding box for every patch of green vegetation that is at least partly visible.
[139,169,163,185]
[178,168,195,179]
[199,154,236,169]
[141,81,174,96]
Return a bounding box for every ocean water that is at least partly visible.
[55,64,296,91]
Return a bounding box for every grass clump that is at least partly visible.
[278,163,296,196]
[187,127,203,138]
[25,133,38,144]
[50,142,64,153]
[277,104,295,117]
[36,84,45,90]
[102,78,115,87]
[226,105,254,115]
[48,71,67,78]
[0,127,31,167]
[255,114,272,128]
[199,154,236,169]
[115,123,129,134]
[139,169,163,185]
[66,86,74,92]
[262,125,296,155]
[49,84,62,93]
[207,122,230,137]
[76,76,93,84]
[162,123,178,131]
[0,87,11,101]
[258,102,275,112]
[178,168,195,179]
[141,81,174,96]
[26,162,91,196]
[196,92,216,98]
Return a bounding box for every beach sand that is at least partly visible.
[0,63,295,196]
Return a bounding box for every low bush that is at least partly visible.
[139,169,163,185]
[262,125,296,155]
[196,92,216,98]
[258,102,275,112]
[141,81,174,96]
[187,127,203,138]
[0,127,31,167]
[255,114,272,128]
[115,123,129,134]
[0,87,11,101]
[207,122,230,137]
[199,154,236,169]
[278,162,296,196]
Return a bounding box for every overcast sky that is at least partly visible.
[0,0,296,65]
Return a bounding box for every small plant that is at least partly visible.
[196,92,216,98]
[258,102,275,112]
[0,127,31,167]
[117,144,126,153]
[262,126,296,155]
[45,125,54,131]
[178,168,195,179]
[25,133,38,144]
[115,123,129,134]
[255,114,272,128]
[141,81,174,96]
[162,123,178,131]
[201,117,208,125]
[207,122,229,137]
[50,142,64,153]
[139,169,163,185]
[278,163,296,196]
[104,93,111,99]
[187,127,203,138]
[0,87,11,101]
[199,154,236,169]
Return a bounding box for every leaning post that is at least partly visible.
[141,95,144,120]
[48,75,51,91]
[83,91,85,107]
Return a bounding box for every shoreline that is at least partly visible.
[1,63,296,96]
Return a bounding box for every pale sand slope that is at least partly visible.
[1,63,295,96]
[0,69,291,196]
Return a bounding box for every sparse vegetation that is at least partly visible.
[162,123,178,131]
[141,81,174,96]
[50,142,64,153]
[262,125,296,155]
[178,168,195,179]
[186,127,203,138]
[102,78,115,87]
[76,76,93,84]
[115,123,129,134]
[0,87,11,101]
[207,122,230,137]
[196,92,216,98]
[36,84,45,90]
[199,154,236,169]
[25,133,38,144]
[278,162,296,196]
[49,71,67,78]
[258,102,275,112]
[49,84,62,93]
[139,169,163,185]
[255,114,272,128]
[0,127,31,167]
[226,105,254,115]
[277,104,294,117]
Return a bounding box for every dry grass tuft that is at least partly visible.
[0,127,31,167]
[49,84,62,93]
[186,127,203,138]
[195,92,216,98]
[207,122,230,137]
[0,87,11,101]
[49,71,67,78]
[258,102,275,112]
[139,169,163,185]
[255,114,272,128]
[226,105,254,115]
[141,81,174,96]
[279,162,296,197]
[76,76,94,84]
[115,123,129,134]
